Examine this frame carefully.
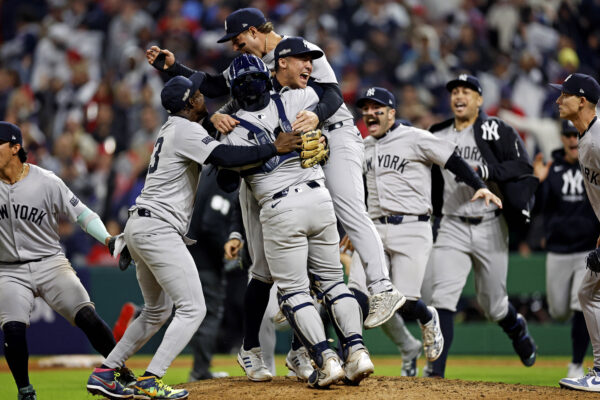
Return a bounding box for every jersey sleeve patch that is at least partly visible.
[70,196,80,207]
[202,136,216,145]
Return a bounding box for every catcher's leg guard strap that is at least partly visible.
[278,291,329,367]
[313,277,364,359]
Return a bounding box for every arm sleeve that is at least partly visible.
[444,152,486,190]
[165,61,196,78]
[76,208,110,244]
[163,62,229,98]
[311,82,343,123]
[206,143,277,167]
[228,196,245,241]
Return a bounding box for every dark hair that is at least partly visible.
[8,142,28,162]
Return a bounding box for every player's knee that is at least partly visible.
[2,321,26,338]
[548,305,570,322]
[578,285,592,306]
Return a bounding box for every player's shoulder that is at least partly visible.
[30,164,60,182]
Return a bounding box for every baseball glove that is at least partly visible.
[300,129,329,168]
[586,248,600,273]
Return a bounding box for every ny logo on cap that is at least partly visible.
[565,74,572,81]
[303,40,310,48]
[182,88,190,102]
[11,135,16,140]
[242,23,248,27]
[366,88,375,96]
[459,74,468,81]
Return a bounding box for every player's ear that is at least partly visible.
[278,58,287,70]
[389,107,396,119]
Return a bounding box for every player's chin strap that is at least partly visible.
[235,93,297,177]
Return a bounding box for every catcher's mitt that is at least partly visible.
[586,248,600,273]
[300,129,329,168]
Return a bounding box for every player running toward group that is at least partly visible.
[0,121,134,400]
[425,75,538,378]
[85,73,302,400]
[551,73,600,392]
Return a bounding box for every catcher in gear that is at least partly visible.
[300,129,329,168]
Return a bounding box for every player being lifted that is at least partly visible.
[85,73,301,400]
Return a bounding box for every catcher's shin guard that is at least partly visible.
[313,277,365,360]
[278,291,330,368]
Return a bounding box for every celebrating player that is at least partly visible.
[425,75,538,378]
[0,121,135,400]
[533,120,598,379]
[550,73,600,392]
[347,87,502,375]
[221,53,373,388]
[85,73,302,400]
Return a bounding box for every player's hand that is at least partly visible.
[292,110,319,133]
[210,113,239,134]
[274,131,302,154]
[340,234,354,254]
[224,238,243,260]
[471,188,503,208]
[146,46,175,70]
[532,153,552,183]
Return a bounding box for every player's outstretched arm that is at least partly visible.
[532,153,552,183]
[146,46,175,70]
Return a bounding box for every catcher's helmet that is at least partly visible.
[228,54,272,111]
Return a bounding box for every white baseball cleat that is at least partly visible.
[307,354,344,388]
[560,368,600,392]
[401,339,422,377]
[285,347,314,381]
[237,347,273,382]
[419,306,444,361]
[364,288,406,329]
[567,363,584,379]
[343,349,374,385]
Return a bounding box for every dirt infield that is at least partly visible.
[180,376,598,400]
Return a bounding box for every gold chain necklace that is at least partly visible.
[1,163,26,185]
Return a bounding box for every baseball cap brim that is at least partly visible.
[297,49,324,60]
[356,97,389,108]
[548,82,579,96]
[446,79,481,94]
[217,31,242,43]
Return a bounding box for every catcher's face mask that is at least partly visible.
[232,73,272,112]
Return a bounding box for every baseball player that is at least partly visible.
[551,73,600,392]
[0,121,135,400]
[146,26,403,382]
[221,53,374,388]
[533,120,598,379]
[85,73,302,400]
[347,87,502,373]
[425,75,538,378]
[146,7,402,330]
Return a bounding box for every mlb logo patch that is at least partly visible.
[70,196,80,207]
[202,136,215,145]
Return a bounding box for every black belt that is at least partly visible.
[0,258,42,265]
[272,180,320,200]
[458,209,502,225]
[137,208,152,218]
[377,214,430,224]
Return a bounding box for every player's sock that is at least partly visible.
[142,371,159,378]
[350,289,369,323]
[399,299,432,324]
[242,279,273,350]
[291,333,303,351]
[431,308,454,378]
[572,311,590,364]
[2,321,30,388]
[75,305,116,358]
[497,303,519,337]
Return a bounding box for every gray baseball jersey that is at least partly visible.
[134,116,221,237]
[0,164,93,327]
[574,116,600,369]
[428,123,509,321]
[103,115,218,376]
[350,123,455,300]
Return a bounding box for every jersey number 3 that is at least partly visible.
[149,137,164,174]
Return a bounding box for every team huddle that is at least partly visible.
[2,6,600,400]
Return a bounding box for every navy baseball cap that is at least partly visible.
[0,122,22,145]
[356,87,397,109]
[549,73,600,104]
[217,8,267,43]
[446,74,483,95]
[274,37,323,62]
[161,73,206,114]
[562,120,578,135]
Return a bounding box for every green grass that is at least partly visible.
[0,354,587,400]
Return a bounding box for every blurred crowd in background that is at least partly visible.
[1,0,600,266]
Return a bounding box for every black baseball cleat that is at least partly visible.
[511,313,537,367]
